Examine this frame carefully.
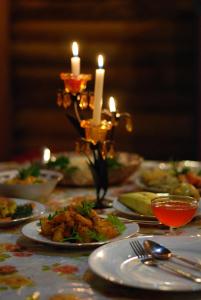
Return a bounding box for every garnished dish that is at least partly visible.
[0,197,46,227]
[45,152,143,186]
[0,165,63,200]
[40,201,125,243]
[22,201,139,248]
[135,160,201,198]
[4,164,45,185]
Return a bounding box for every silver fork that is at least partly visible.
[129,240,201,284]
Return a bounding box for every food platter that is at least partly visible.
[113,198,158,222]
[0,198,46,227]
[22,220,139,248]
[134,160,201,193]
[45,151,143,186]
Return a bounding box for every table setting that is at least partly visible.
[0,41,201,300]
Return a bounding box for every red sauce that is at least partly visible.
[152,201,197,227]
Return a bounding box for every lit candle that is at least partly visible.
[92,54,105,125]
[42,147,51,164]
[109,96,116,113]
[71,41,80,76]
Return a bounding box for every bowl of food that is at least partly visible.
[0,164,63,201]
[45,151,143,186]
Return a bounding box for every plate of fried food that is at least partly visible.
[44,151,143,187]
[0,197,46,227]
[134,160,201,197]
[22,201,139,248]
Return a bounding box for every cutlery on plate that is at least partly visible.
[129,240,201,283]
[143,239,201,271]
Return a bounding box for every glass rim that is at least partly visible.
[151,194,199,204]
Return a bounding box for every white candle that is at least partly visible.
[42,147,51,164]
[109,96,116,113]
[71,41,80,76]
[92,54,105,125]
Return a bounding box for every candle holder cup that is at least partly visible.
[60,73,92,94]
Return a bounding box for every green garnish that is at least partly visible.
[106,215,126,233]
[47,207,67,220]
[18,164,40,179]
[169,161,190,176]
[180,167,191,175]
[47,156,70,170]
[62,228,82,242]
[47,211,58,221]
[87,230,106,241]
[47,156,78,175]
[12,204,33,219]
[76,201,95,217]
[106,157,122,170]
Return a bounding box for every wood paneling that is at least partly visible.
[0,0,12,160]
[10,0,197,160]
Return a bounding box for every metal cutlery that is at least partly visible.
[143,239,201,271]
[129,240,201,283]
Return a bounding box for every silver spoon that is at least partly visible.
[143,239,201,271]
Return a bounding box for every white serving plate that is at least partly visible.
[0,198,46,227]
[22,219,139,248]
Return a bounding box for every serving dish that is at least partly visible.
[134,160,201,194]
[0,198,46,227]
[0,169,63,200]
[22,220,139,248]
[45,151,143,187]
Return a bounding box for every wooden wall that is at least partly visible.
[0,1,12,160]
[8,0,197,160]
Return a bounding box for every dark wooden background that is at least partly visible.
[0,0,198,161]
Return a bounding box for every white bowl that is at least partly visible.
[0,169,63,200]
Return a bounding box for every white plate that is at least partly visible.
[89,236,201,291]
[22,219,139,248]
[0,198,46,227]
[113,198,159,225]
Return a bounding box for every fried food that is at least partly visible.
[40,202,124,243]
[0,197,16,218]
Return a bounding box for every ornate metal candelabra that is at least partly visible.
[57,70,132,208]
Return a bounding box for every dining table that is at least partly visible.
[0,162,201,300]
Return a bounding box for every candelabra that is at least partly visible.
[57,70,132,208]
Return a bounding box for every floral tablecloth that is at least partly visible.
[1,182,201,300]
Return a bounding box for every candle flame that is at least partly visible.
[109,96,116,113]
[42,147,51,163]
[98,54,104,68]
[72,41,79,56]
